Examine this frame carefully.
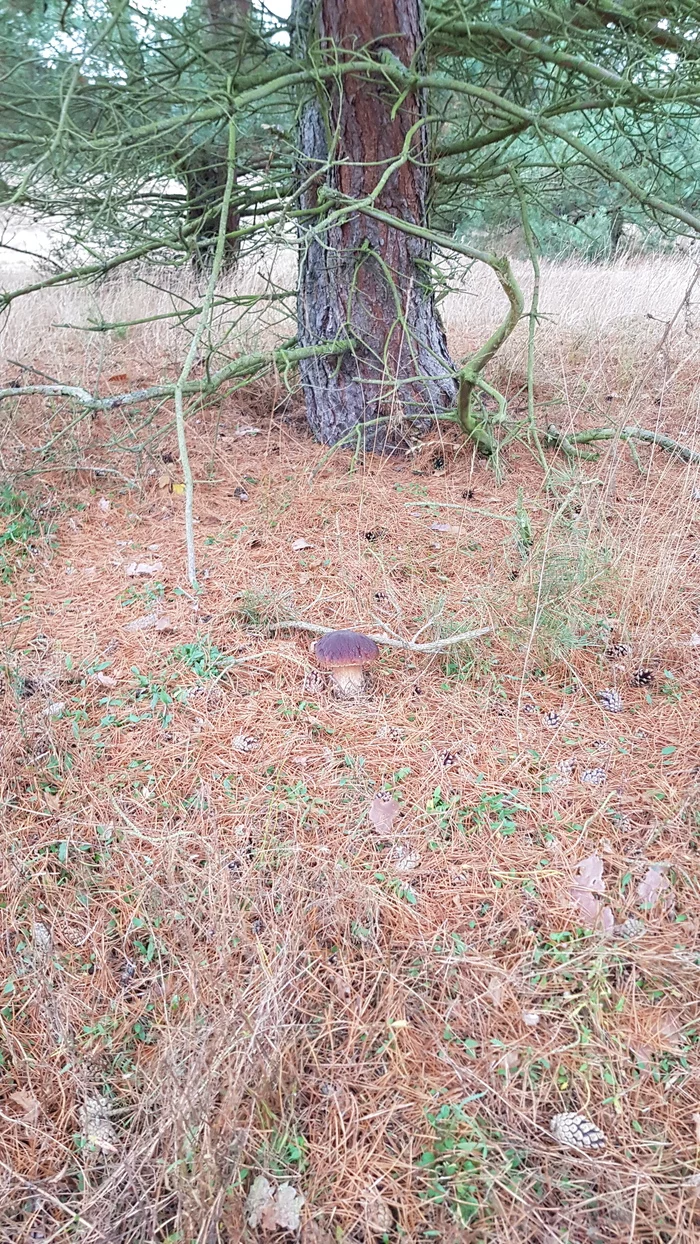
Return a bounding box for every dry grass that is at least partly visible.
[1,254,700,1243]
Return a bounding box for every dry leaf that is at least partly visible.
[108,372,127,382]
[245,1177,304,1232]
[301,1223,334,1244]
[629,1040,653,1068]
[332,972,352,1002]
[245,1176,274,1227]
[368,792,400,834]
[126,561,163,578]
[10,1090,41,1127]
[637,865,671,906]
[97,497,110,513]
[292,538,314,550]
[657,1012,685,1052]
[522,1010,541,1027]
[95,672,118,688]
[570,853,607,924]
[157,474,172,489]
[44,792,60,813]
[693,1113,700,1145]
[265,1184,305,1232]
[430,522,460,533]
[486,975,505,1007]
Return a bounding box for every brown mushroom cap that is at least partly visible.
[314,629,379,668]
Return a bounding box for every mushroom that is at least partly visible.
[313,629,379,696]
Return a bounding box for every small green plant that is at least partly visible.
[659,670,682,703]
[417,1103,505,1226]
[171,638,231,680]
[0,486,48,581]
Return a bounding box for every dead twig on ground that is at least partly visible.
[270,619,492,651]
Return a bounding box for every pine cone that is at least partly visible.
[581,767,607,787]
[543,709,562,729]
[606,642,632,659]
[232,734,260,753]
[550,1112,607,1151]
[598,687,623,713]
[632,668,654,686]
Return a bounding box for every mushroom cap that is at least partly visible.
[314,629,379,668]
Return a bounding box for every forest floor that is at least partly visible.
[1,256,700,1243]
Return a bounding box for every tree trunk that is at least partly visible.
[291,0,457,447]
[178,0,251,274]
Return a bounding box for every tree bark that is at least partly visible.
[177,0,252,274]
[291,0,457,447]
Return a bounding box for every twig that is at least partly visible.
[271,619,492,652]
[546,423,700,464]
[174,116,237,587]
[511,168,547,470]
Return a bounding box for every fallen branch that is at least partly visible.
[546,423,700,464]
[271,619,492,652]
[0,339,352,413]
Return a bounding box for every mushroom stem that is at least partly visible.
[332,665,364,696]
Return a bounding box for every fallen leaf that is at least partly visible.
[486,975,505,1007]
[368,792,400,834]
[154,616,173,632]
[264,1183,305,1232]
[522,1010,541,1027]
[245,1176,304,1232]
[10,1090,41,1127]
[292,538,314,550]
[97,497,110,513]
[570,853,606,923]
[332,973,352,1002]
[657,1012,685,1052]
[600,905,615,936]
[44,792,60,813]
[431,522,460,533]
[157,474,172,489]
[95,672,118,688]
[692,1113,700,1145]
[629,1040,653,1068]
[245,1177,275,1228]
[637,865,671,906]
[171,483,185,496]
[301,1223,334,1244]
[125,561,163,577]
[125,612,159,632]
[108,372,127,382]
